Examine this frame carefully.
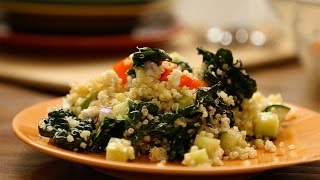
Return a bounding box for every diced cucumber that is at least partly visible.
[80,92,97,109]
[219,129,242,152]
[194,134,220,159]
[182,146,210,166]
[112,101,129,119]
[106,137,135,162]
[254,112,279,139]
[264,104,290,122]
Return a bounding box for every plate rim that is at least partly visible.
[12,98,320,176]
[1,0,170,16]
[0,23,182,50]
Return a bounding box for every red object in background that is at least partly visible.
[0,23,182,52]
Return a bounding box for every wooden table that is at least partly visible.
[1,60,320,179]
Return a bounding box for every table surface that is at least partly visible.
[1,60,320,179]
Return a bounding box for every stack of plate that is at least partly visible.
[0,0,180,51]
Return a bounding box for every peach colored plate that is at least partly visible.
[12,98,320,178]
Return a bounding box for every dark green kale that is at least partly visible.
[126,68,136,78]
[85,101,160,153]
[122,90,234,161]
[152,115,200,161]
[127,100,159,122]
[38,109,74,138]
[195,83,234,126]
[131,47,172,67]
[123,101,202,161]
[195,83,233,118]
[167,126,194,161]
[52,119,95,151]
[88,118,125,152]
[197,47,257,109]
[53,126,93,151]
[38,109,95,150]
[124,101,161,152]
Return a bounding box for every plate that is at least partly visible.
[12,98,320,178]
[1,0,173,34]
[6,0,156,5]
[0,0,169,16]
[0,22,181,51]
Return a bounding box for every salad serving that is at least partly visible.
[38,47,291,167]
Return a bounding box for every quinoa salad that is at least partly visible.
[38,47,291,167]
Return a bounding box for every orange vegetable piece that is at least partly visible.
[113,57,132,86]
[179,75,207,89]
[159,61,178,81]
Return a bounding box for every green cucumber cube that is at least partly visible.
[194,134,220,159]
[254,112,279,139]
[219,129,242,152]
[106,137,135,162]
[112,101,129,119]
[182,146,210,166]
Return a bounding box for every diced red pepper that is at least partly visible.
[113,57,132,86]
[159,61,178,81]
[179,74,207,89]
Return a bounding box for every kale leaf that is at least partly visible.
[88,118,125,152]
[197,47,257,109]
[53,127,92,151]
[127,100,159,122]
[38,109,95,151]
[126,68,136,79]
[38,109,75,138]
[195,83,234,125]
[125,101,201,161]
[131,47,172,67]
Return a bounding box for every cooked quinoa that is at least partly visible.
[38,47,291,167]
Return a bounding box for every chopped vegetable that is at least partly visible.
[38,109,95,150]
[198,47,257,109]
[131,47,172,67]
[254,112,279,139]
[113,57,132,86]
[125,101,200,160]
[195,83,234,122]
[53,128,92,151]
[106,137,135,162]
[100,106,112,115]
[179,74,207,89]
[159,61,178,81]
[88,117,125,152]
[264,104,290,122]
[111,101,129,119]
[194,133,220,159]
[219,128,243,153]
[182,146,210,167]
[38,109,75,138]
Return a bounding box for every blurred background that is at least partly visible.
[0,0,318,101]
